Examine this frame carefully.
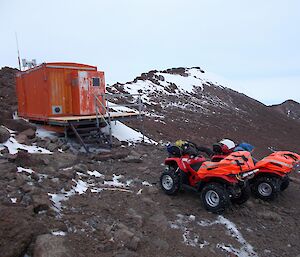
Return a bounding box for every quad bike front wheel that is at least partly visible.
[201,183,230,214]
[252,177,280,201]
[160,168,181,195]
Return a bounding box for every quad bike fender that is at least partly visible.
[254,169,287,178]
[250,170,286,185]
[196,175,238,191]
[164,158,186,171]
[255,151,300,173]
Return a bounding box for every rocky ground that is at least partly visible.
[1,137,300,257]
[0,67,300,257]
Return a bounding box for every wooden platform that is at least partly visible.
[48,112,142,126]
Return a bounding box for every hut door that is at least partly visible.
[71,71,105,115]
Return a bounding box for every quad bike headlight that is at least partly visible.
[236,169,259,181]
[293,162,300,172]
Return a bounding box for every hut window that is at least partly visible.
[92,77,100,87]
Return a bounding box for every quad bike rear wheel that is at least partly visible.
[280,177,290,191]
[201,183,230,213]
[231,184,251,205]
[160,168,181,195]
[252,176,280,201]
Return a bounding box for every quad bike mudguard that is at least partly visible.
[255,151,300,176]
[198,151,255,175]
[165,155,206,172]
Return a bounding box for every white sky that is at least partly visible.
[0,0,299,105]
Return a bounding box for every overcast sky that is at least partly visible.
[1,0,299,105]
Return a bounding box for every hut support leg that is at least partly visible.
[68,122,89,153]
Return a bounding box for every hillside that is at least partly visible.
[108,67,300,158]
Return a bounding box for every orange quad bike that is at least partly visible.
[160,146,258,213]
[250,151,300,201]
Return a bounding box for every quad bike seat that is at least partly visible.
[211,154,227,162]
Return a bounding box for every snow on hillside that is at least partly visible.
[108,67,239,114]
[111,121,157,144]
[121,68,224,99]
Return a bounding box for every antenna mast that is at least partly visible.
[15,32,22,71]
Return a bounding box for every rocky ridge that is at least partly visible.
[270,99,300,122]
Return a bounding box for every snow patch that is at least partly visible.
[36,126,57,139]
[49,172,145,214]
[62,166,73,171]
[87,170,104,178]
[170,214,257,257]
[111,121,157,144]
[17,167,35,174]
[2,137,52,154]
[170,214,209,248]
[198,216,257,257]
[107,101,138,113]
[52,231,67,236]
[142,181,152,186]
[10,198,17,203]
[48,191,74,212]
[73,179,89,195]
[103,174,127,187]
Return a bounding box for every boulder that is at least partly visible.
[20,128,36,139]
[122,155,142,163]
[0,206,34,257]
[0,162,17,179]
[2,119,36,133]
[122,150,142,163]
[15,173,27,187]
[15,151,45,167]
[50,137,58,143]
[57,169,76,180]
[15,133,29,144]
[53,153,78,169]
[73,163,88,173]
[42,166,57,176]
[126,208,143,228]
[114,226,141,251]
[126,236,141,251]
[46,143,58,152]
[32,194,52,213]
[34,234,72,257]
[0,126,10,143]
[60,144,70,151]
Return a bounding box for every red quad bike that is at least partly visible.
[160,148,258,213]
[250,151,300,201]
